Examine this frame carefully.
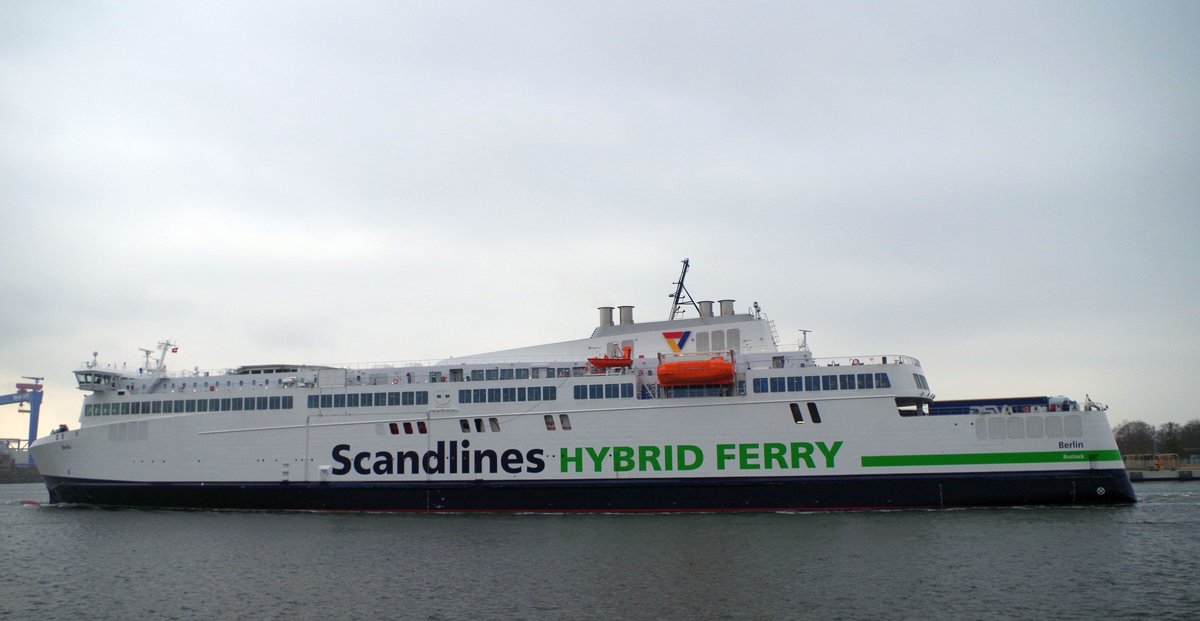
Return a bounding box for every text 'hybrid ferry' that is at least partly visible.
[30,260,1135,511]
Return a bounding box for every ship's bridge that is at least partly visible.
[74,369,136,392]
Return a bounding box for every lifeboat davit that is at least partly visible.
[588,345,633,369]
[657,357,735,386]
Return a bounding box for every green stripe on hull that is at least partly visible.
[861,450,1122,468]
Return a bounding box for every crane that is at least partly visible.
[1,378,44,466]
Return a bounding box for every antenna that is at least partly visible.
[667,258,702,320]
[798,329,812,351]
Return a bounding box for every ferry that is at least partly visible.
[29,261,1136,511]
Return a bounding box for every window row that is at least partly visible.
[307,391,429,409]
[572,383,635,400]
[913,374,930,390]
[461,417,502,433]
[458,386,558,404]
[451,367,582,382]
[85,396,295,416]
[751,373,892,394]
[388,421,428,435]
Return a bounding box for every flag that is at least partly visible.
[171,347,179,353]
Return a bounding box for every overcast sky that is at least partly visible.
[1,1,1197,441]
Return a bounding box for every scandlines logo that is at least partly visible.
[662,331,691,353]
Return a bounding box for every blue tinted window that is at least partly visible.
[769,377,786,393]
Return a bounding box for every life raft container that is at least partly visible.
[657,358,735,386]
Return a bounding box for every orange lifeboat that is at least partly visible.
[657,357,735,386]
[588,345,633,369]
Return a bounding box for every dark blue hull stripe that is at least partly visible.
[41,469,1137,511]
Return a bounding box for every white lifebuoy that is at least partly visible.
[391,379,399,384]
[851,358,861,365]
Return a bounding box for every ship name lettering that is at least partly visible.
[716,441,843,470]
[1058,441,1084,449]
[331,441,546,477]
[561,445,704,473]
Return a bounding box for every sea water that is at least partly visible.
[1,482,1196,620]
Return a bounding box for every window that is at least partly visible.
[857,373,873,389]
[787,376,803,392]
[574,385,587,400]
[471,369,485,381]
[474,418,484,432]
[402,392,414,406]
[502,388,516,402]
[821,376,838,391]
[153,401,163,414]
[460,419,471,432]
[487,388,500,402]
[620,383,633,399]
[130,402,140,415]
[752,378,769,393]
[347,393,359,407]
[473,388,486,403]
[559,414,572,430]
[544,387,557,400]
[544,415,556,430]
[769,377,786,393]
[839,375,855,390]
[589,384,603,399]
[209,398,220,411]
[122,402,132,415]
[416,392,428,405]
[805,376,820,391]
[244,398,255,411]
[489,418,501,432]
[875,373,892,388]
[320,395,333,408]
[374,392,386,406]
[334,394,346,408]
[459,389,472,403]
[528,387,542,401]
[196,400,207,413]
[485,369,499,381]
[231,398,243,411]
[807,402,822,424]
[269,396,281,410]
[499,369,514,380]
[515,368,530,380]
[282,396,292,409]
[605,384,619,399]
[388,392,401,406]
[221,398,231,411]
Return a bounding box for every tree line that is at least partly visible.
[1112,419,1200,456]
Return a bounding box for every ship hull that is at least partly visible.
[43,469,1135,512]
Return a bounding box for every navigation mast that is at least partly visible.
[668,258,701,320]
